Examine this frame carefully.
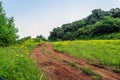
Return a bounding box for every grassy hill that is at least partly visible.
[53,40,120,72]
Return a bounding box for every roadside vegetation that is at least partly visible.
[53,40,120,72]
[0,39,46,80]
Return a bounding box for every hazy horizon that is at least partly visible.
[1,0,120,38]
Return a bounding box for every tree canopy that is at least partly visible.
[49,8,120,40]
[0,2,18,46]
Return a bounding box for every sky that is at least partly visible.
[1,0,120,38]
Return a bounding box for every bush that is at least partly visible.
[0,2,18,46]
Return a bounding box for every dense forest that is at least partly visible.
[49,8,120,40]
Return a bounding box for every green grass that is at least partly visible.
[64,61,103,80]
[0,39,46,80]
[79,67,104,80]
[53,40,120,71]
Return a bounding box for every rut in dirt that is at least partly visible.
[31,43,120,80]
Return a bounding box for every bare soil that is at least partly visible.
[31,43,120,80]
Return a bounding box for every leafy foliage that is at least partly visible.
[0,2,18,46]
[77,16,120,39]
[49,8,120,40]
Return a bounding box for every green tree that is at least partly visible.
[49,8,120,40]
[0,2,18,46]
[91,16,120,36]
[110,8,120,18]
[35,35,46,42]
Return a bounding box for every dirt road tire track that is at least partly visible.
[31,43,120,80]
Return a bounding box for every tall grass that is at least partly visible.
[0,39,45,80]
[53,40,120,71]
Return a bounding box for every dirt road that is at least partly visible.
[31,43,120,80]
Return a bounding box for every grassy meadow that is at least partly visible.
[0,39,45,80]
[53,40,120,72]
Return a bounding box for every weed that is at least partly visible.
[0,40,46,80]
[64,60,76,68]
[64,60,104,80]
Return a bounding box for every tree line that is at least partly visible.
[49,8,120,40]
